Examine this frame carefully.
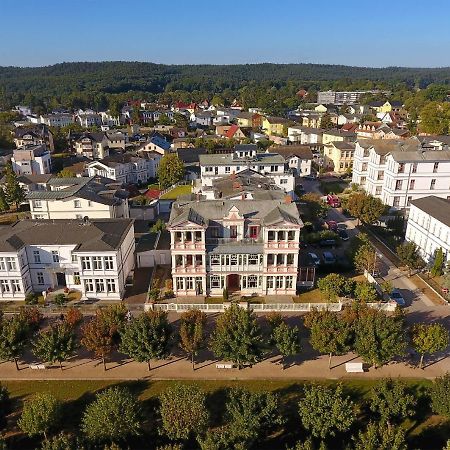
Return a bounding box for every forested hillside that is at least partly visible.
[2,61,450,113]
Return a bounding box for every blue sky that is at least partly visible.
[1,0,450,67]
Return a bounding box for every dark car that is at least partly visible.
[389,289,406,307]
[319,239,336,247]
[338,229,349,241]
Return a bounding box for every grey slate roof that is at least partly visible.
[0,219,134,252]
[27,176,127,206]
[410,196,450,228]
[168,198,302,228]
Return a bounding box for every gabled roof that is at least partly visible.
[169,207,207,227]
[75,132,106,143]
[263,206,301,226]
[0,219,134,252]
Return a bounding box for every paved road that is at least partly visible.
[300,178,450,323]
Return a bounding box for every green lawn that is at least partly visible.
[160,184,192,199]
[2,379,448,449]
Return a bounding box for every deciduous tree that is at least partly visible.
[56,168,75,178]
[396,241,425,276]
[18,393,61,440]
[317,273,345,302]
[298,384,355,439]
[4,162,25,209]
[225,388,284,447]
[33,322,77,370]
[306,310,352,369]
[0,315,29,370]
[354,309,407,368]
[159,384,209,441]
[81,386,142,443]
[354,280,378,303]
[431,373,450,417]
[411,323,449,369]
[346,192,385,225]
[272,321,301,369]
[179,309,207,370]
[368,378,416,424]
[431,248,445,277]
[158,153,185,189]
[119,310,172,371]
[81,315,114,371]
[353,422,407,450]
[210,304,265,369]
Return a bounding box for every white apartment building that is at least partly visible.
[40,114,74,127]
[77,113,102,128]
[86,153,160,185]
[167,197,303,297]
[11,145,52,175]
[0,219,135,301]
[74,132,109,160]
[199,147,296,192]
[405,196,450,264]
[288,126,323,146]
[352,139,450,209]
[27,176,129,220]
[270,146,313,176]
[317,90,388,105]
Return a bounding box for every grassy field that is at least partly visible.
[160,184,192,199]
[2,379,449,449]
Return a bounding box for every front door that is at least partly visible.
[56,272,66,287]
[227,274,240,292]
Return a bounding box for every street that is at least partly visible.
[300,177,450,325]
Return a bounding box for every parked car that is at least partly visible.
[325,220,338,232]
[303,173,317,180]
[389,289,406,306]
[326,194,341,208]
[338,229,349,241]
[308,252,321,266]
[319,239,336,247]
[322,251,336,264]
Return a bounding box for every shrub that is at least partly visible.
[431,373,450,417]
[25,292,39,305]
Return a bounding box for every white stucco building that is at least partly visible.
[86,153,161,185]
[11,145,52,175]
[405,196,450,264]
[199,146,296,192]
[74,132,110,160]
[27,176,129,220]
[352,139,450,209]
[0,219,135,301]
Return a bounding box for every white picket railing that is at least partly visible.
[145,302,343,313]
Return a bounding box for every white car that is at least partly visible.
[308,252,320,266]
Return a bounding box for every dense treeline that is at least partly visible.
[2,61,450,114]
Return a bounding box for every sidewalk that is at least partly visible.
[1,349,448,381]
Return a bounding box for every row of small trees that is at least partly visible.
[4,375,450,449]
[0,303,448,373]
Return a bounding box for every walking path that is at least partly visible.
[1,349,448,381]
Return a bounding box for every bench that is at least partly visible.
[29,364,46,370]
[216,363,234,369]
[345,362,364,373]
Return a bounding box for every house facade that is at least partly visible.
[87,153,160,184]
[405,196,450,264]
[199,146,296,192]
[167,198,302,297]
[74,132,109,159]
[323,142,356,173]
[40,114,74,127]
[0,219,135,301]
[352,139,450,209]
[11,145,52,175]
[27,176,129,220]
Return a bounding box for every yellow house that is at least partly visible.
[323,141,356,173]
[369,100,403,114]
[262,116,289,136]
[314,104,328,113]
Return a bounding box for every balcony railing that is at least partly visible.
[206,237,262,245]
[173,241,204,250]
[173,265,205,274]
[266,241,298,249]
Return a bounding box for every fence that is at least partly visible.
[159,180,191,197]
[145,302,343,313]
